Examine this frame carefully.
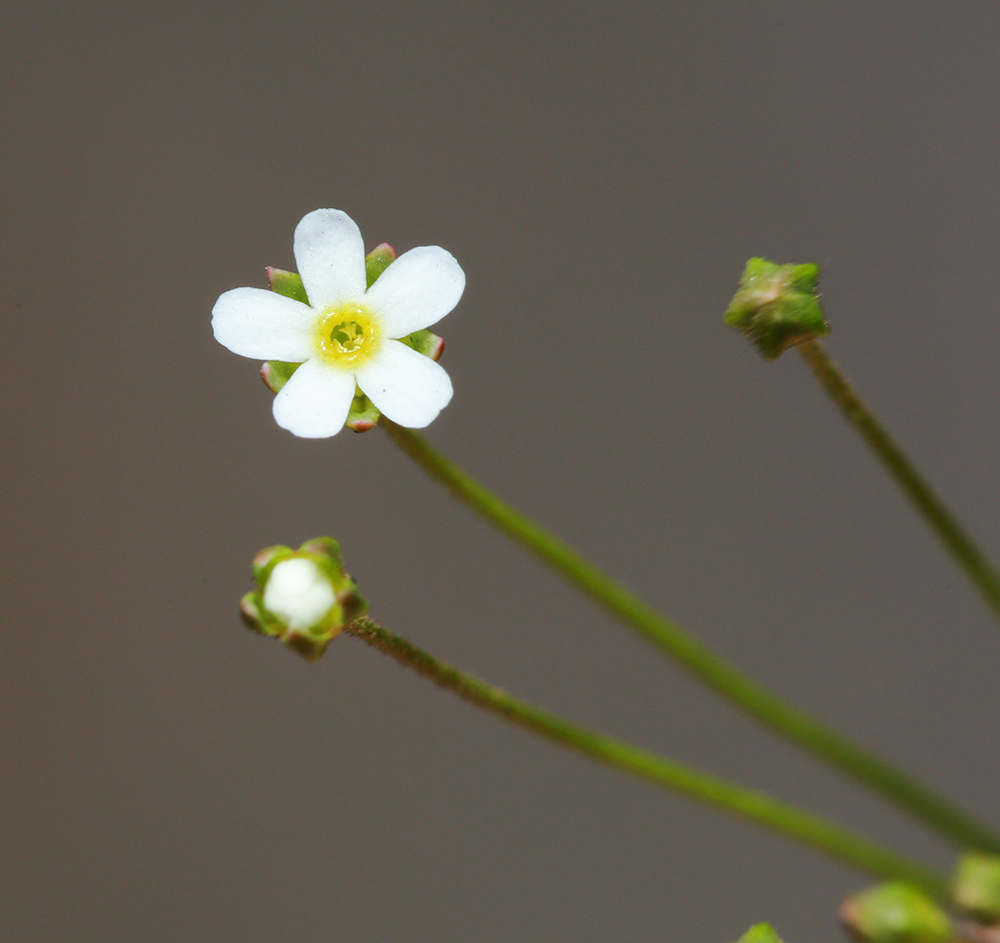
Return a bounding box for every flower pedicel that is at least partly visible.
[212,209,465,437]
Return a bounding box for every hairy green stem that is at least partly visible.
[345,616,948,897]
[798,338,1000,625]
[380,417,1000,853]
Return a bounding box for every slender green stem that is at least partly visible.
[798,338,1000,625]
[345,616,948,897]
[380,417,1000,853]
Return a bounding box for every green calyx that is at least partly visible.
[261,246,445,432]
[952,852,1000,923]
[240,536,368,662]
[735,923,785,943]
[840,883,953,943]
[725,257,829,360]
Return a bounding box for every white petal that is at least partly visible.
[364,245,465,339]
[212,287,316,361]
[272,358,358,438]
[356,339,453,428]
[293,209,367,310]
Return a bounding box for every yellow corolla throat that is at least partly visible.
[313,304,381,367]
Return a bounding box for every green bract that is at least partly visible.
[724,257,829,360]
[240,537,367,662]
[840,882,953,943]
[261,243,444,432]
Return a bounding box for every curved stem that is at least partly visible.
[380,417,1000,853]
[345,616,948,898]
[798,339,1000,625]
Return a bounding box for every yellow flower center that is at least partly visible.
[313,304,380,367]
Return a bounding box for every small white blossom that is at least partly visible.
[262,557,337,632]
[213,209,465,437]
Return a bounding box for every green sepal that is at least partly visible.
[952,852,1000,923]
[840,883,953,943]
[266,266,309,304]
[243,543,300,641]
[298,536,344,565]
[401,328,444,361]
[346,388,381,433]
[241,537,368,662]
[735,924,784,943]
[240,591,277,636]
[260,360,300,394]
[261,267,308,393]
[365,242,396,288]
[725,257,829,360]
[337,581,367,625]
[251,543,294,585]
[262,246,445,429]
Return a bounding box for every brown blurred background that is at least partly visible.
[3,3,1000,941]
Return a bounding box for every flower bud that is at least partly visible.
[953,853,1000,924]
[240,537,367,661]
[724,257,829,360]
[840,883,953,943]
[735,923,785,943]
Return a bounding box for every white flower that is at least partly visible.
[262,557,337,632]
[212,209,465,438]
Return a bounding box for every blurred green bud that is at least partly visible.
[840,883,953,943]
[240,536,367,662]
[953,853,1000,924]
[724,257,829,360]
[735,923,785,943]
[261,249,444,431]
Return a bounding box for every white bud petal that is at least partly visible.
[263,558,337,631]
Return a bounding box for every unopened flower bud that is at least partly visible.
[735,923,785,943]
[725,257,829,360]
[240,536,367,661]
[840,883,953,943]
[953,853,1000,924]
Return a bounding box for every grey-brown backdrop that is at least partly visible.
[3,3,1000,941]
